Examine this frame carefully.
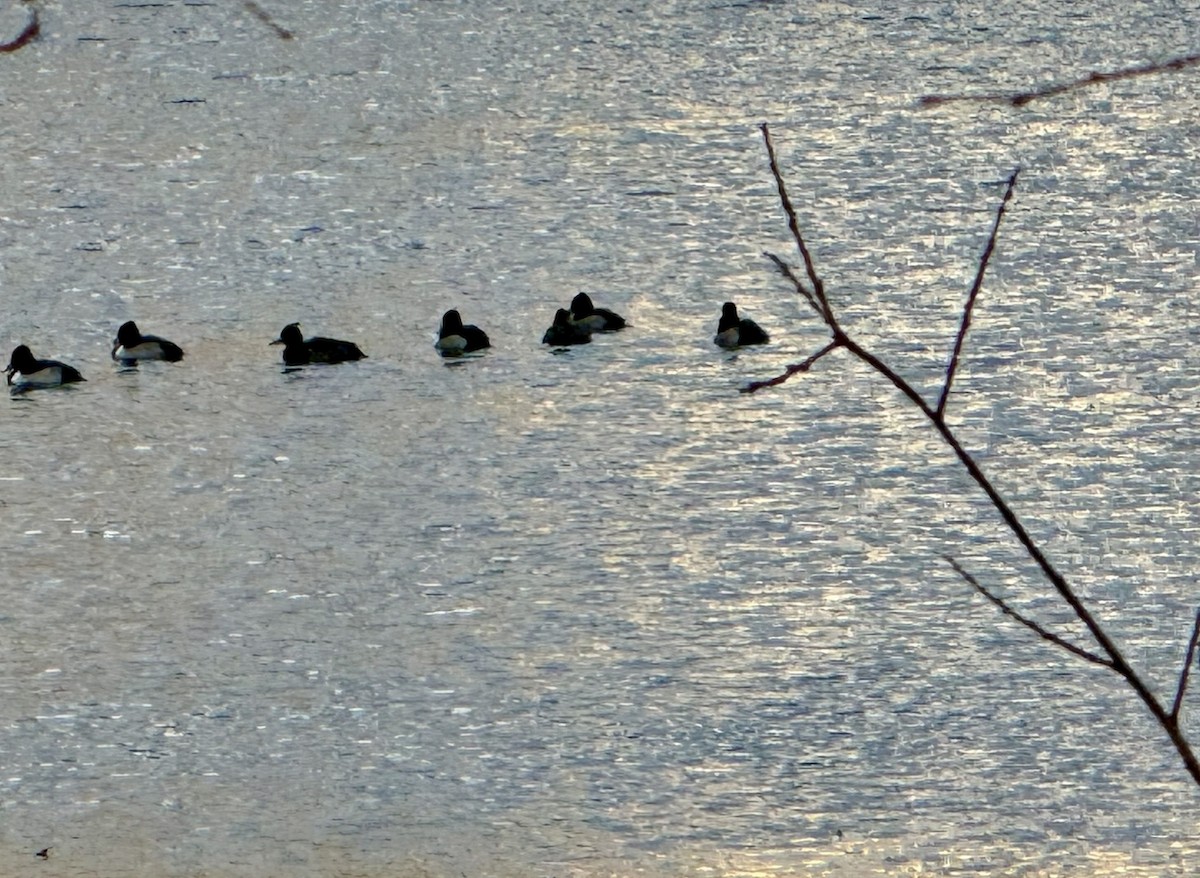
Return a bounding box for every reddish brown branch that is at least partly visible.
[944,556,1111,668]
[0,7,38,53]
[936,168,1020,417]
[919,52,1200,108]
[760,123,834,326]
[1172,609,1200,721]
[755,123,1200,786]
[763,252,821,317]
[742,341,841,394]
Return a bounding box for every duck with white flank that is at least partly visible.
[542,308,592,346]
[569,292,626,332]
[713,301,769,348]
[435,309,490,356]
[6,344,85,389]
[271,323,366,367]
[112,321,184,363]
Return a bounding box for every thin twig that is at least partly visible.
[759,124,834,326]
[936,168,1020,418]
[1172,609,1200,721]
[763,252,821,316]
[742,341,841,393]
[944,556,1112,668]
[919,52,1200,108]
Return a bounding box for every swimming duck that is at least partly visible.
[435,309,490,356]
[271,323,366,366]
[714,302,769,348]
[111,320,184,363]
[542,308,592,346]
[569,292,626,332]
[6,344,85,388]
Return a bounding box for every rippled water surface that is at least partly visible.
[2,1,1200,875]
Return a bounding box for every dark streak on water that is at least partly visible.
[242,0,293,41]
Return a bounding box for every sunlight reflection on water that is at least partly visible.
[0,1,1198,876]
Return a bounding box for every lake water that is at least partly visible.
[1,1,1199,875]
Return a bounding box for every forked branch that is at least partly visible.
[944,555,1110,668]
[937,169,1019,417]
[760,123,834,326]
[750,122,1200,786]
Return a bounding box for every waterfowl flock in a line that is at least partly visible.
[4,295,770,390]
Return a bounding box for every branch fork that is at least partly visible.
[751,122,1200,785]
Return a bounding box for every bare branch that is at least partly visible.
[1172,609,1200,721]
[919,52,1200,108]
[742,341,841,394]
[763,252,821,317]
[756,137,1134,687]
[944,556,1112,669]
[755,129,1200,786]
[936,168,1021,418]
[759,123,835,326]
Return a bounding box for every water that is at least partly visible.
[1,1,1199,875]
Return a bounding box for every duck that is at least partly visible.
[6,344,85,388]
[271,323,366,366]
[111,320,184,363]
[542,308,592,346]
[435,309,490,356]
[569,292,626,332]
[714,301,769,348]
